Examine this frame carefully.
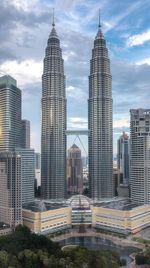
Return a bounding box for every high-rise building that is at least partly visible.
[0,152,22,228]
[67,144,83,195]
[88,19,113,199]
[35,152,41,188]
[0,75,21,151]
[35,152,41,169]
[21,120,30,149]
[117,132,129,185]
[130,109,150,204]
[16,148,35,204]
[41,17,66,199]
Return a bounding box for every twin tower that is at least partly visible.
[41,17,113,200]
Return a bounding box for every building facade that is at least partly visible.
[0,152,22,228]
[41,20,66,199]
[117,132,129,185]
[67,144,83,195]
[0,75,21,151]
[21,120,30,149]
[22,196,150,235]
[35,152,41,169]
[88,22,113,199]
[130,109,150,204]
[23,202,71,234]
[16,149,35,204]
[92,203,150,235]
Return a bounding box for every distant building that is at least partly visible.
[117,132,129,185]
[0,75,21,151]
[21,120,30,149]
[16,148,35,204]
[35,153,41,187]
[67,144,83,195]
[130,109,150,204]
[0,152,22,229]
[35,152,41,169]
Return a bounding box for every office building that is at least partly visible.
[88,18,113,199]
[35,152,41,169]
[0,152,22,229]
[41,17,66,199]
[0,75,21,151]
[67,144,83,195]
[130,109,150,204]
[21,120,30,149]
[117,132,129,184]
[16,148,35,204]
[35,152,41,187]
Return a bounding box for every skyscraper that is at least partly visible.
[0,75,21,151]
[16,148,35,204]
[117,132,129,185]
[67,144,83,195]
[41,16,66,199]
[0,152,22,228]
[88,17,113,199]
[21,119,30,149]
[130,109,150,204]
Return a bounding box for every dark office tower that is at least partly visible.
[88,17,113,199]
[41,16,66,199]
[35,152,41,169]
[21,120,30,149]
[0,75,21,151]
[117,132,129,185]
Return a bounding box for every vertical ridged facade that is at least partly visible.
[41,23,66,200]
[88,25,113,199]
[130,109,150,204]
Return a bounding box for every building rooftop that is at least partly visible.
[67,195,91,209]
[23,200,69,212]
[93,198,142,211]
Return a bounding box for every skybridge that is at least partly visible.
[66,130,89,136]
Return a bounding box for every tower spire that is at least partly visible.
[98,8,101,28]
[52,8,55,27]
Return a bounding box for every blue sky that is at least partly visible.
[1,0,150,155]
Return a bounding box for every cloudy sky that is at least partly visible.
[1,0,150,156]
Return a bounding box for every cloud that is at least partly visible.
[0,59,43,86]
[136,58,150,65]
[68,117,88,129]
[113,119,129,129]
[127,29,150,47]
[67,86,87,101]
[103,0,144,33]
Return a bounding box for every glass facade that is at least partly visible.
[21,120,30,149]
[0,75,21,151]
[88,26,113,199]
[41,24,66,199]
[16,148,35,204]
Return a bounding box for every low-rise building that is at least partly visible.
[22,196,150,236]
[92,200,150,235]
[22,201,71,234]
